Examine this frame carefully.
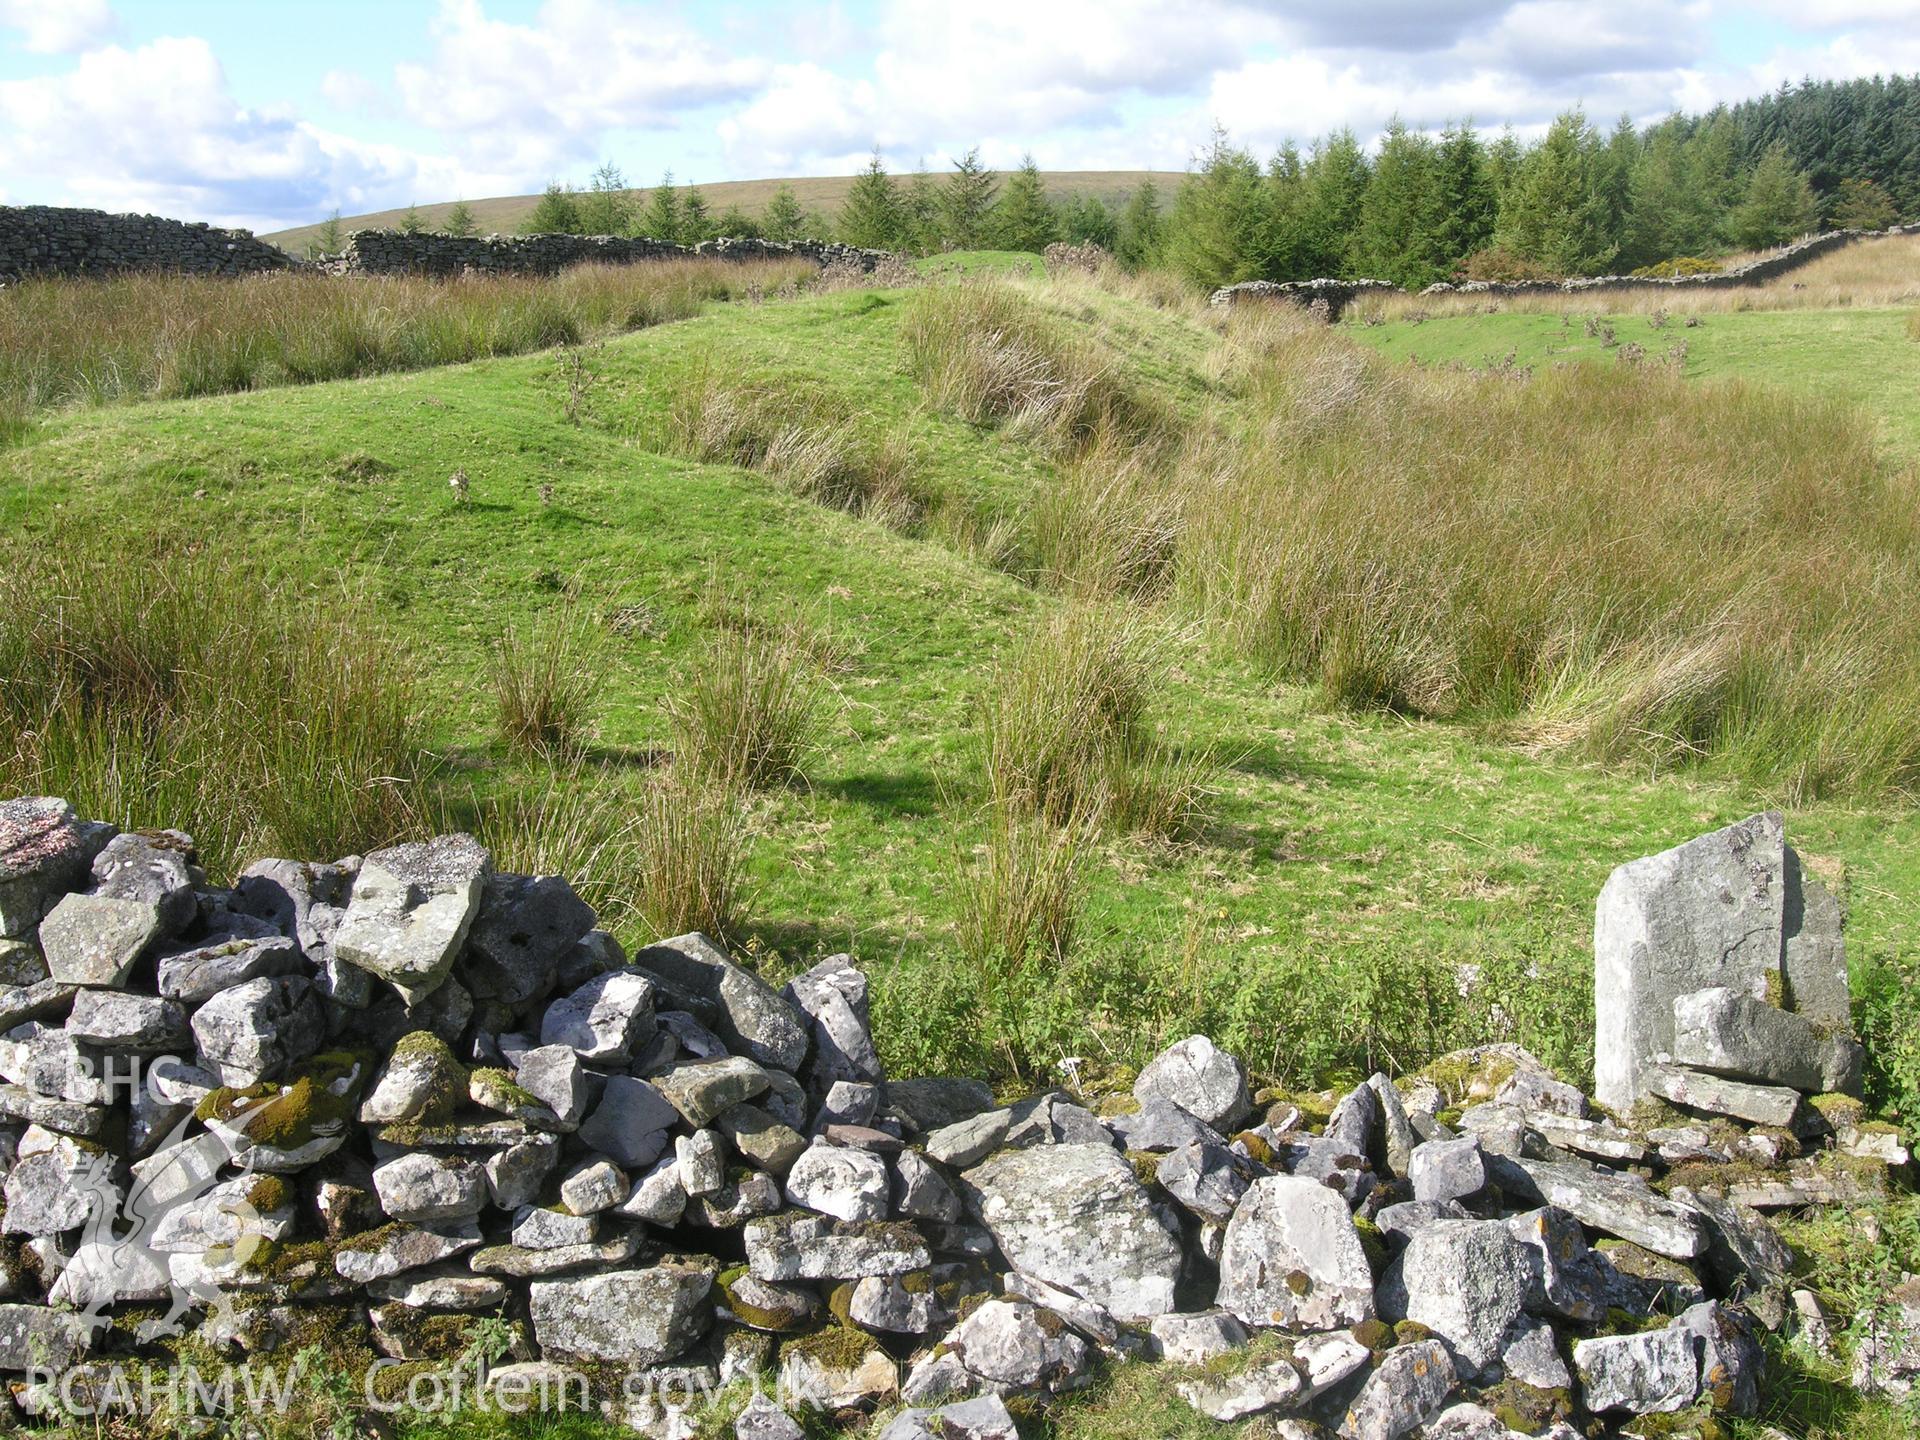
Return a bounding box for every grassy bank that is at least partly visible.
[0,257,814,422]
[3,262,1916,1105]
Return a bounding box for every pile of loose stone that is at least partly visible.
[0,797,1911,1440]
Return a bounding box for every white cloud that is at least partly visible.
[0,36,438,231]
[0,0,116,54]
[719,0,1269,173]
[391,0,771,178]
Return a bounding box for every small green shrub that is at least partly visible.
[1630,256,1722,279]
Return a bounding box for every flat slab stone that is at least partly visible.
[1646,1063,1802,1127]
[743,1213,930,1282]
[528,1263,713,1364]
[629,932,808,1072]
[1573,1327,1700,1415]
[1492,1156,1707,1260]
[1671,985,1860,1095]
[333,834,490,1004]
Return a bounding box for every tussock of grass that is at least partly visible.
[0,537,421,876]
[0,258,815,414]
[654,363,932,524]
[670,611,824,791]
[901,280,1168,451]
[1178,315,1920,799]
[490,598,603,756]
[451,762,747,946]
[629,773,749,942]
[976,604,1207,837]
[1028,421,1189,599]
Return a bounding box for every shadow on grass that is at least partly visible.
[817,769,943,817]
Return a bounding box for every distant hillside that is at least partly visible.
[262,170,1181,252]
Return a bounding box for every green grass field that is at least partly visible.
[5,273,1917,1086]
[1347,304,1920,458]
[5,259,1919,1438]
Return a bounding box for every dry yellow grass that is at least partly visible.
[1347,232,1920,321]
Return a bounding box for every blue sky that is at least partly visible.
[1,0,1913,232]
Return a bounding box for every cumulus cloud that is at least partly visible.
[0,0,116,54]
[719,0,1268,172]
[391,0,770,177]
[0,37,435,231]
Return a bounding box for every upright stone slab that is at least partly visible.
[1781,849,1850,1029]
[1594,813,1787,1111]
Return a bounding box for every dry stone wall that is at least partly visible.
[0,205,895,286]
[330,230,895,278]
[0,797,1909,1438]
[1210,223,1920,317]
[0,206,294,285]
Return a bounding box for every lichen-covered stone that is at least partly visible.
[963,1142,1183,1319]
[528,1263,713,1364]
[1217,1176,1377,1330]
[334,835,490,1004]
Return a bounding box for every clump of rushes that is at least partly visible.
[490,597,603,757]
[900,279,1168,452]
[976,603,1208,840]
[0,533,422,878]
[669,611,823,791]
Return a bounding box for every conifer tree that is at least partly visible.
[523,184,582,235]
[1828,176,1897,230]
[579,162,634,236]
[1164,128,1269,288]
[993,155,1059,252]
[1354,120,1439,286]
[397,203,426,235]
[639,173,683,244]
[902,163,941,252]
[762,184,806,243]
[838,150,906,250]
[1296,129,1370,276]
[1496,109,1614,274]
[681,187,714,244]
[444,199,478,238]
[315,208,344,255]
[1060,194,1119,248]
[940,147,999,250]
[1728,142,1820,248]
[1115,179,1164,270]
[1430,121,1495,269]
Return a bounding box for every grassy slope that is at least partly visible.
[4,281,1915,1083]
[262,170,1182,252]
[1347,305,1920,459]
[5,274,1918,1438]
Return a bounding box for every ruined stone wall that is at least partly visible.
[0,206,896,286]
[0,797,1907,1433]
[0,206,294,284]
[1209,224,1920,315]
[332,230,895,278]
